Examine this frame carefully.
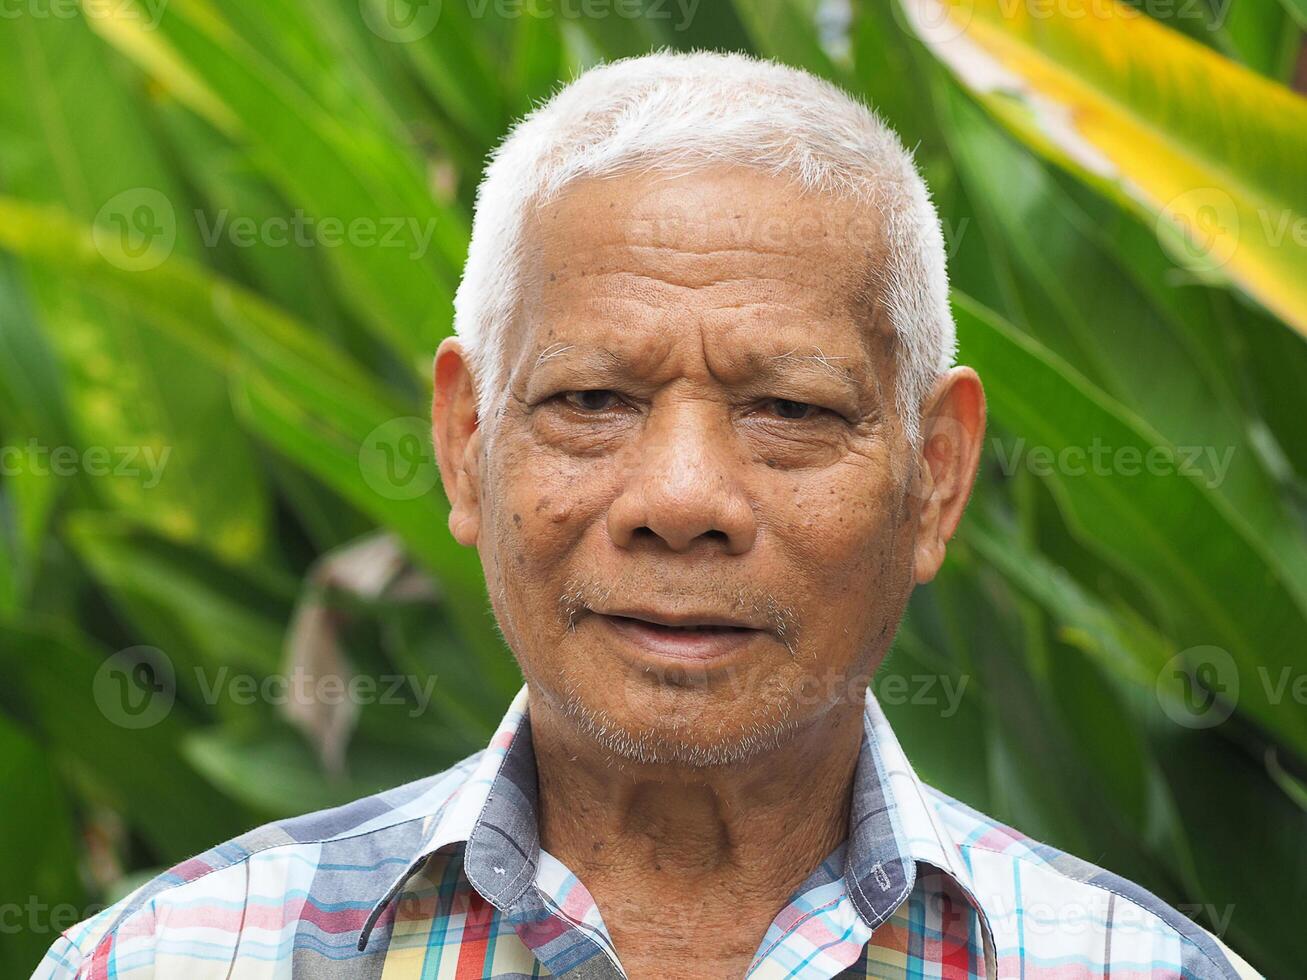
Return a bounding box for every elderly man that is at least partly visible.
[38,51,1254,980]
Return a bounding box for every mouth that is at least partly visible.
[591,610,766,664]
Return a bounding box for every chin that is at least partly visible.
[556,681,808,768]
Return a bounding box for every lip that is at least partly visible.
[593,611,766,665]
[596,607,767,630]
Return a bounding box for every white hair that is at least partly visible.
[452,48,956,447]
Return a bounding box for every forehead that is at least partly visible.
[510,166,890,383]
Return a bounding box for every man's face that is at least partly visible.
[434,166,979,765]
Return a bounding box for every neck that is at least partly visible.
[528,691,866,917]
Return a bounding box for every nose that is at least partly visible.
[606,400,757,555]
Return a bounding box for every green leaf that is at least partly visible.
[1139,0,1301,82]
[183,725,376,817]
[0,198,388,399]
[183,720,474,819]
[0,261,68,615]
[0,714,84,976]
[730,0,845,81]
[897,0,1307,337]
[933,83,1307,601]
[65,511,295,678]
[965,516,1172,690]
[0,7,267,562]
[230,357,522,700]
[150,103,351,336]
[1150,723,1307,978]
[1274,0,1307,29]
[955,292,1307,757]
[1239,304,1307,480]
[0,198,520,704]
[374,0,506,145]
[88,0,470,362]
[0,621,253,858]
[892,577,994,813]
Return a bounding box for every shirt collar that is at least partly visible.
[858,693,998,976]
[363,682,996,971]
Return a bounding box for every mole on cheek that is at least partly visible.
[533,495,573,524]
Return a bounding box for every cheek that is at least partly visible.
[773,470,914,646]
[484,437,607,595]
[782,475,901,569]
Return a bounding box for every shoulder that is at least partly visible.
[922,784,1261,979]
[32,752,484,979]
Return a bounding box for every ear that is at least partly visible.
[911,367,986,584]
[432,337,484,548]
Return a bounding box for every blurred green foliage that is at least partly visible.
[1,0,1305,975]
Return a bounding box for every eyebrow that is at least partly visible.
[530,342,877,408]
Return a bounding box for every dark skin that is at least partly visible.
[432,165,986,979]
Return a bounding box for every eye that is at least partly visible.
[767,398,823,421]
[561,389,622,412]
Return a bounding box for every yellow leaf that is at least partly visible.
[898,0,1307,336]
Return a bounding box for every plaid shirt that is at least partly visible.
[35,684,1258,979]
